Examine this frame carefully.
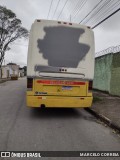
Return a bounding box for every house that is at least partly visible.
[23,66,27,76]
[7,63,19,80]
[0,65,10,79]
[19,67,24,77]
[19,66,27,77]
[0,63,19,80]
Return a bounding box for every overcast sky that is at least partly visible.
[0,0,120,67]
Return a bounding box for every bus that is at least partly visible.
[27,19,95,108]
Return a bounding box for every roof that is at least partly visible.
[7,63,17,65]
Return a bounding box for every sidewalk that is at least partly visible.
[91,90,120,131]
[0,78,10,83]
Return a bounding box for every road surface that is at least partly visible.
[0,78,120,159]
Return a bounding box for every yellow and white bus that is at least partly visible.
[27,19,95,108]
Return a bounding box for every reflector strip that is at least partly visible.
[37,80,85,85]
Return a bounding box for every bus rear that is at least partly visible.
[27,19,95,108]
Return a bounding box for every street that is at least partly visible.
[0,78,120,158]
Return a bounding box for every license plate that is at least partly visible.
[62,86,72,90]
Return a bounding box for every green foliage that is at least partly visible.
[0,5,28,67]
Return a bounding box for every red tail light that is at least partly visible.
[89,81,93,90]
[27,78,33,89]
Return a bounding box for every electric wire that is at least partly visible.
[92,7,120,29]
[52,0,61,19]
[71,0,84,18]
[88,0,115,26]
[88,0,114,26]
[72,0,87,18]
[47,0,54,19]
[79,0,104,24]
[65,0,79,20]
[57,0,69,20]
[72,0,88,21]
[91,0,120,26]
[69,0,80,21]
[84,0,112,25]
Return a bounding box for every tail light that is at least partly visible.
[27,78,33,89]
[89,80,93,90]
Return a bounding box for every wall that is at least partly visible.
[110,52,120,96]
[93,52,120,96]
[93,53,113,93]
[7,64,19,76]
[1,66,10,78]
[0,69,2,78]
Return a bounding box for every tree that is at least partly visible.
[0,5,28,68]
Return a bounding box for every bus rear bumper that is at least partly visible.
[26,96,93,108]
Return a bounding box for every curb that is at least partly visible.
[85,108,120,134]
[0,78,11,84]
[0,80,7,84]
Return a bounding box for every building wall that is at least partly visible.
[19,69,24,77]
[0,64,19,79]
[7,64,19,76]
[0,66,10,78]
[0,69,2,78]
[93,52,120,96]
[110,52,120,96]
[93,53,113,93]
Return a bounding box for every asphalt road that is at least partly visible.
[0,78,120,160]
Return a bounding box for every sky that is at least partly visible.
[0,0,120,67]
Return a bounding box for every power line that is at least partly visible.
[52,0,61,19]
[65,0,79,21]
[84,0,110,25]
[57,0,69,20]
[92,7,120,29]
[47,0,54,19]
[91,0,120,26]
[71,0,84,18]
[72,0,88,21]
[88,0,114,26]
[79,0,104,24]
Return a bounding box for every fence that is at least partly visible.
[95,45,120,58]
[93,45,120,96]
